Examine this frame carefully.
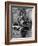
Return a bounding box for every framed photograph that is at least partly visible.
[5,1,37,45]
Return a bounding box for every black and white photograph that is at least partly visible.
[11,6,32,38]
